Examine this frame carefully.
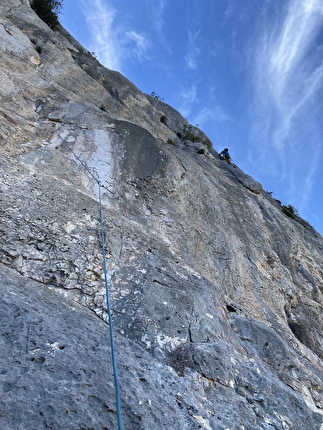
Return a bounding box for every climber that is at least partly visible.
[219,148,231,162]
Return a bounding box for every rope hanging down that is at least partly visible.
[59,133,123,429]
[99,183,123,430]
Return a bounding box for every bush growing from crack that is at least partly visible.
[178,124,212,149]
[160,115,167,125]
[31,0,63,28]
[151,91,164,101]
[202,137,212,149]
[182,124,200,143]
[282,204,312,229]
[167,138,176,146]
[282,204,298,219]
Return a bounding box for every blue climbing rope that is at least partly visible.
[99,184,123,430]
[58,132,122,429]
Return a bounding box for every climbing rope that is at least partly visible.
[56,130,123,429]
[98,183,123,430]
[59,132,103,186]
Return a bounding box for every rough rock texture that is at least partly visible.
[0,1,322,429]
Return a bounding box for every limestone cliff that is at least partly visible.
[0,2,322,429]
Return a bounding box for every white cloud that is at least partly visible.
[194,106,231,128]
[267,0,323,115]
[146,0,167,34]
[124,31,151,60]
[223,0,234,25]
[80,0,121,71]
[250,0,323,205]
[185,29,201,71]
[178,86,198,118]
[80,0,151,69]
[146,0,172,55]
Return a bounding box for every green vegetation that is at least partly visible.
[202,137,212,150]
[167,138,176,146]
[281,204,312,229]
[150,92,164,101]
[182,124,200,142]
[282,204,298,218]
[31,0,63,28]
[265,193,313,230]
[197,148,206,154]
[179,124,212,149]
[160,115,167,125]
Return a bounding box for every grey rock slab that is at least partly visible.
[0,1,323,429]
[1,265,322,430]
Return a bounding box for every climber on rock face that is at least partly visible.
[219,148,231,162]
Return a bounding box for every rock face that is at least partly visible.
[0,2,322,429]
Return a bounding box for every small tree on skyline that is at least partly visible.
[31,0,63,28]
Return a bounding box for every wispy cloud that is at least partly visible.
[185,28,201,71]
[222,0,234,25]
[80,0,121,70]
[146,0,167,34]
[194,106,231,129]
[124,31,151,60]
[80,0,151,70]
[250,0,323,208]
[178,86,198,119]
[146,0,171,54]
[267,1,323,121]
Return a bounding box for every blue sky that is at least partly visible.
[60,0,323,235]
